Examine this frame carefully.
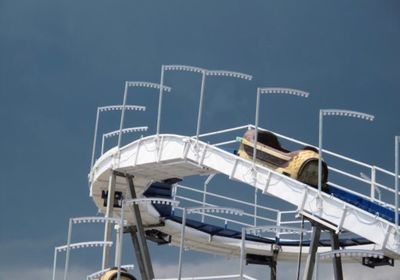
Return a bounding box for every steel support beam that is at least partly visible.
[126,175,154,280]
[330,232,343,280]
[270,248,279,280]
[126,226,147,280]
[302,225,321,280]
[102,172,116,269]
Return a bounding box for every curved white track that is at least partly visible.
[90,134,400,260]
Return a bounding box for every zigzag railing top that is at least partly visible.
[258,87,309,98]
[71,216,122,225]
[56,241,112,252]
[104,126,148,139]
[164,64,204,73]
[321,109,375,121]
[123,198,180,207]
[98,105,146,112]
[245,225,308,235]
[126,81,172,92]
[206,70,253,80]
[185,206,244,216]
[163,64,253,81]
[318,249,384,259]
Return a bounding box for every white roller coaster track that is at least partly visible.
[89,125,400,261]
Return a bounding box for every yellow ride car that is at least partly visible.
[237,129,328,190]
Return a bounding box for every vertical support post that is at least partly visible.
[90,108,100,174]
[52,248,58,280]
[156,65,165,137]
[177,209,187,280]
[318,110,323,196]
[116,202,125,280]
[252,88,261,167]
[101,134,106,155]
[270,247,279,280]
[254,189,258,226]
[314,253,320,280]
[102,172,116,269]
[202,174,215,223]
[115,222,121,280]
[302,225,321,280]
[195,71,207,140]
[395,136,399,232]
[239,228,246,280]
[63,218,73,280]
[370,166,376,201]
[275,212,281,242]
[330,232,343,280]
[126,175,154,280]
[172,184,177,216]
[117,82,129,149]
[296,216,305,280]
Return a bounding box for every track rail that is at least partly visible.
[90,133,400,259]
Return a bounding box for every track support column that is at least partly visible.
[302,225,321,280]
[102,171,116,269]
[270,247,279,280]
[330,232,343,280]
[126,175,155,280]
[125,226,148,280]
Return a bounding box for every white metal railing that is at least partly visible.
[173,184,310,238]
[95,122,398,220]
[191,124,399,215]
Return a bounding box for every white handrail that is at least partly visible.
[329,167,371,185]
[176,184,280,213]
[195,124,397,210]
[328,182,372,202]
[174,195,276,224]
[196,125,251,138]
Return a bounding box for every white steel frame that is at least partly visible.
[90,105,146,175]
[95,132,400,253]
[176,206,244,280]
[53,241,113,280]
[186,124,399,209]
[62,217,122,280]
[318,109,375,196]
[314,249,384,280]
[101,126,148,155]
[239,225,308,279]
[160,65,252,140]
[117,81,171,149]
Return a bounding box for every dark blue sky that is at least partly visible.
[1,0,400,278]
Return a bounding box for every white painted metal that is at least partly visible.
[55,242,114,279]
[90,129,400,260]
[90,105,146,177]
[117,81,171,149]
[161,65,252,141]
[102,126,148,155]
[318,109,375,196]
